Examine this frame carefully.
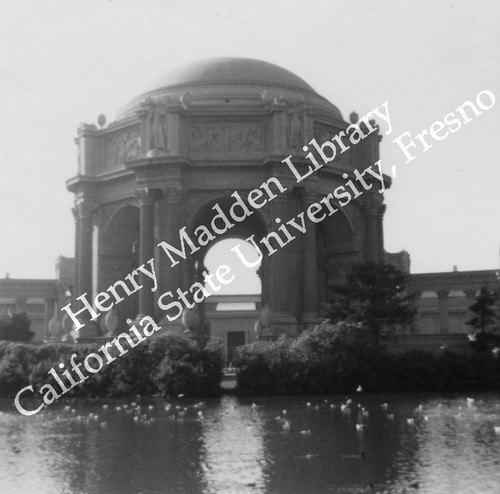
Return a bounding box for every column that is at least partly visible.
[360,195,383,263]
[195,259,208,344]
[159,186,185,296]
[72,197,99,338]
[301,191,318,323]
[135,188,160,317]
[437,290,449,334]
[409,290,422,334]
[44,298,56,341]
[378,204,386,262]
[464,289,477,332]
[267,193,298,333]
[256,256,269,307]
[317,254,329,310]
[15,296,26,312]
[269,194,289,314]
[73,198,96,300]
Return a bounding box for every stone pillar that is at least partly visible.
[301,191,318,324]
[409,290,422,334]
[135,188,160,317]
[464,289,477,332]
[257,255,269,309]
[73,198,96,300]
[44,298,56,341]
[195,259,208,344]
[159,186,185,296]
[72,197,99,338]
[317,254,329,310]
[360,195,384,263]
[15,296,26,312]
[378,204,386,262]
[268,193,298,334]
[437,290,449,334]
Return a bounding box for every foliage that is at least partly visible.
[0,335,224,399]
[0,312,35,341]
[467,287,498,334]
[234,321,500,396]
[466,287,500,352]
[326,262,415,344]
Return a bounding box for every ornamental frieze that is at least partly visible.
[105,129,141,167]
[190,121,263,153]
[313,123,351,166]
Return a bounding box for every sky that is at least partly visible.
[0,0,498,284]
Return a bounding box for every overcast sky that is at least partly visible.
[0,0,498,283]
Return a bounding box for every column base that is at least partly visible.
[300,312,322,332]
[271,311,299,337]
[73,319,101,342]
[158,315,196,340]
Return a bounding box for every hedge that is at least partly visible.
[234,321,500,395]
[0,334,224,399]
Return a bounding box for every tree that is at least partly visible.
[466,287,499,351]
[466,287,498,334]
[326,262,415,345]
[0,311,35,341]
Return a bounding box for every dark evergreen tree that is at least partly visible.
[326,262,415,344]
[466,287,498,334]
[0,312,34,341]
[466,287,499,351]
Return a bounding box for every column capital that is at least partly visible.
[162,185,185,204]
[72,198,97,220]
[271,189,291,204]
[464,288,477,298]
[437,289,449,299]
[135,187,161,206]
[296,187,321,207]
[359,195,384,216]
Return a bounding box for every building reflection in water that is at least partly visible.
[409,396,500,493]
[1,394,499,493]
[199,396,267,493]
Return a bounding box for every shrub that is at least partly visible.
[154,336,223,398]
[0,334,224,400]
[234,321,500,395]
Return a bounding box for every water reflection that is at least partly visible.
[200,396,267,493]
[0,393,499,493]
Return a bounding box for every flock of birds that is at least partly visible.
[52,392,500,440]
[4,392,499,493]
[60,397,209,428]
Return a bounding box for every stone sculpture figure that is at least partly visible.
[287,103,304,150]
[144,98,168,151]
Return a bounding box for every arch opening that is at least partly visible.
[202,237,262,365]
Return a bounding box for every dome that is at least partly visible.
[116,57,342,121]
[147,57,317,94]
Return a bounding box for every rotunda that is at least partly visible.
[68,57,388,340]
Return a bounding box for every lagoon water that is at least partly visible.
[1,393,500,494]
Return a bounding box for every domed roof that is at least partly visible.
[116,57,343,121]
[147,57,317,94]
